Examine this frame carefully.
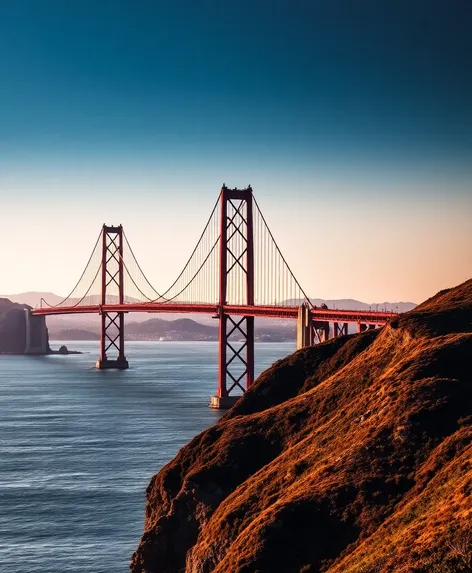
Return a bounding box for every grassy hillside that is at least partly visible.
[131,280,472,573]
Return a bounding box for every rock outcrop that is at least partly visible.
[131,279,472,573]
[0,298,50,354]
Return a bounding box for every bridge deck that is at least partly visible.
[32,303,396,325]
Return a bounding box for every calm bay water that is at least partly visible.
[0,340,294,573]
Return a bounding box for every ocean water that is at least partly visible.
[0,340,295,573]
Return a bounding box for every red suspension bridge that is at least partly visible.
[32,186,396,408]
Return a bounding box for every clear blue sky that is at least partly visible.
[0,0,471,302]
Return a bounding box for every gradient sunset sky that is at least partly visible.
[1,1,471,303]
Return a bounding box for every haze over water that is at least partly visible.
[0,341,295,573]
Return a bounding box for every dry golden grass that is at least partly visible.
[131,279,472,573]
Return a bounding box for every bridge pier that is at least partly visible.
[96,358,129,369]
[24,309,49,354]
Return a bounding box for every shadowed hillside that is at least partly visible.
[0,298,51,354]
[0,298,29,353]
[131,280,472,573]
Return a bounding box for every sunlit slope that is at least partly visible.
[131,279,472,573]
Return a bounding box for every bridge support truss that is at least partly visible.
[333,322,349,337]
[297,315,381,350]
[210,186,255,409]
[96,225,129,370]
[313,321,330,344]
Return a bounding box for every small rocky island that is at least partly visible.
[131,279,472,572]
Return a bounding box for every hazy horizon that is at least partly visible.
[0,290,419,308]
[1,1,471,302]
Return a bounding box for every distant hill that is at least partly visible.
[47,317,296,342]
[126,317,217,341]
[126,317,295,342]
[284,298,416,313]
[46,317,216,342]
[49,328,100,341]
[0,292,63,308]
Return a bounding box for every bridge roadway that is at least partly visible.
[32,303,396,325]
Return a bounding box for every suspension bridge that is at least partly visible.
[31,186,396,408]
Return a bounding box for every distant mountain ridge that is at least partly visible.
[0,292,61,308]
[49,317,296,342]
[126,317,217,341]
[284,298,416,313]
[51,328,100,341]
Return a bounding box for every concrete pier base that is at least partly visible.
[96,358,129,370]
[297,304,313,349]
[209,395,240,409]
[24,309,49,355]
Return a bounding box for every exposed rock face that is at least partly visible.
[131,280,472,573]
[0,298,50,354]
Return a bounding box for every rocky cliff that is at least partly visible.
[131,279,472,573]
[0,298,50,354]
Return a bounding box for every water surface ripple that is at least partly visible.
[0,340,294,572]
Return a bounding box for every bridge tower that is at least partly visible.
[96,225,129,370]
[210,186,255,409]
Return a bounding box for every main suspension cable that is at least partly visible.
[253,196,313,307]
[40,230,103,308]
